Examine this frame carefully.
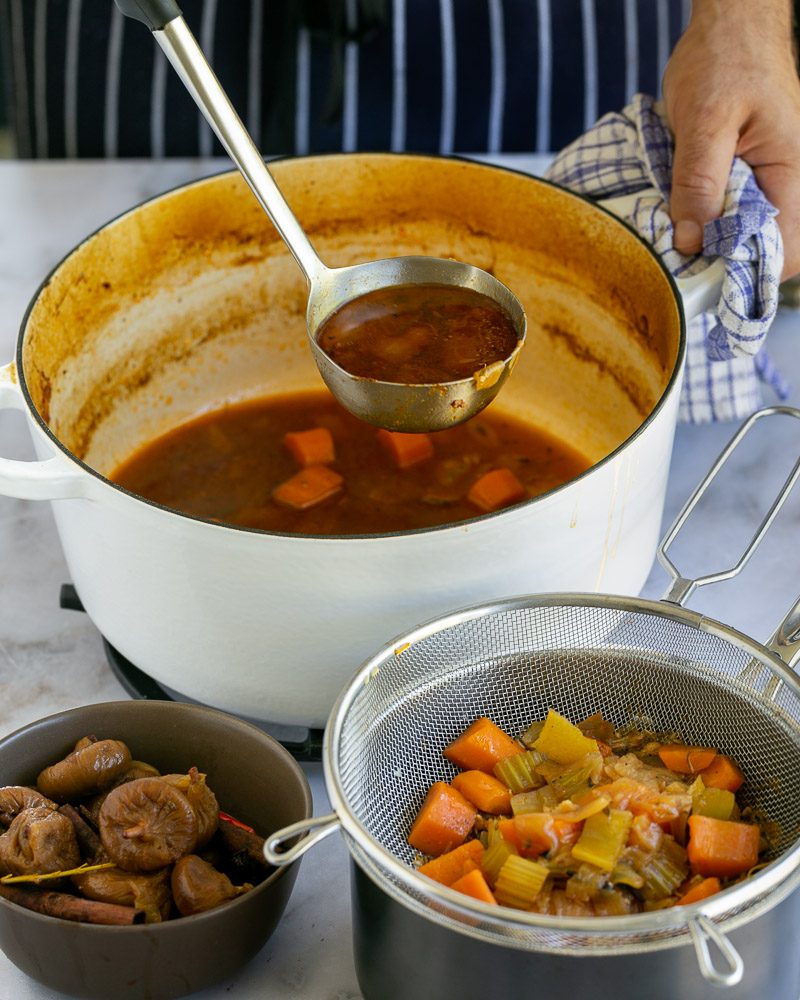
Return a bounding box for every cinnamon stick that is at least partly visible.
[59,803,102,861]
[217,820,270,870]
[0,883,144,925]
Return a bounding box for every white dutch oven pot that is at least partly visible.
[0,155,721,726]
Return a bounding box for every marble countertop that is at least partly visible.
[1,157,800,1000]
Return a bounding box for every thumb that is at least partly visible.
[670,123,738,255]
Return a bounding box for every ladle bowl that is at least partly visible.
[115,0,527,432]
[307,255,526,431]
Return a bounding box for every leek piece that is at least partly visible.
[549,753,603,801]
[639,837,688,901]
[577,711,615,742]
[533,709,599,764]
[534,761,564,783]
[572,810,632,872]
[688,776,705,802]
[553,793,611,823]
[610,859,645,889]
[482,838,517,886]
[565,863,608,902]
[494,855,549,909]
[693,787,736,821]
[494,750,546,794]
[511,785,559,816]
[593,888,636,916]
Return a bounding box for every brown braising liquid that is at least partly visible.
[315,284,520,383]
[111,391,589,535]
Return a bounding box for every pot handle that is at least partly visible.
[0,362,89,501]
[688,914,744,988]
[598,190,726,321]
[263,812,341,866]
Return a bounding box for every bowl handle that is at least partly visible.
[688,914,744,988]
[0,363,90,501]
[598,190,726,320]
[264,812,341,866]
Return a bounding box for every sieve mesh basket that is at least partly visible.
[326,594,800,957]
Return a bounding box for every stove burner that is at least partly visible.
[59,584,324,762]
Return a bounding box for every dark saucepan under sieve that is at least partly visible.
[266,406,800,995]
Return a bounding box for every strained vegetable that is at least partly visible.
[408,708,767,916]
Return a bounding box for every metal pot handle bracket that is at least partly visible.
[264,813,341,865]
[0,363,89,501]
[654,404,800,987]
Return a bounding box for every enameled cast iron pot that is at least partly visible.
[0,154,715,726]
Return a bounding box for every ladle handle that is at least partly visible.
[114,0,181,31]
[115,2,326,284]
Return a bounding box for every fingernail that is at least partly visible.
[674,220,703,254]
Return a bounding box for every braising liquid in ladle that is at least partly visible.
[316,284,520,384]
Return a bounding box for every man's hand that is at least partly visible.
[663,0,800,278]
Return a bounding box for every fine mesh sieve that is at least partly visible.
[266,407,800,987]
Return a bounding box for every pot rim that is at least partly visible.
[0,699,313,931]
[322,591,800,939]
[15,152,687,542]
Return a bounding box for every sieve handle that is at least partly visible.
[657,406,800,606]
[688,914,744,988]
[765,592,800,670]
[263,813,341,866]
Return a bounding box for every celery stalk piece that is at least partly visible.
[572,809,633,872]
[494,855,549,909]
[548,752,603,801]
[533,709,599,764]
[482,838,517,886]
[494,750,546,794]
[484,818,502,848]
[639,837,688,901]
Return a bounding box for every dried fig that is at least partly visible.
[0,786,57,827]
[99,777,197,871]
[83,760,162,827]
[124,761,161,781]
[0,806,80,876]
[37,739,132,802]
[72,736,97,752]
[161,768,219,848]
[73,866,172,923]
[171,854,250,916]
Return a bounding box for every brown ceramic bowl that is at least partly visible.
[0,700,312,999]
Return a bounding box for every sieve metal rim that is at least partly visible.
[323,591,800,937]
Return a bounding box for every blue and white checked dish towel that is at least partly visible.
[545,94,787,424]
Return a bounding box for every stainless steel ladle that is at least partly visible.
[115,0,527,433]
